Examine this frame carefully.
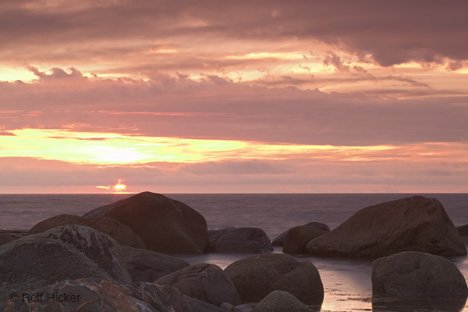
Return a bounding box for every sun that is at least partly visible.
[112,179,127,193]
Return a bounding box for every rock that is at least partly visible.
[306,196,466,258]
[225,253,323,306]
[40,224,131,283]
[184,295,225,312]
[0,236,109,303]
[283,223,329,255]
[83,192,208,254]
[119,245,189,282]
[253,290,309,312]
[131,282,191,312]
[220,302,234,311]
[272,222,329,247]
[372,251,468,311]
[208,227,273,254]
[0,229,26,246]
[5,278,165,312]
[233,303,255,312]
[29,214,146,248]
[156,263,241,306]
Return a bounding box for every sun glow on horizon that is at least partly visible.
[96,179,128,193]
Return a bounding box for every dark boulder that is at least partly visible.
[29,214,146,248]
[0,236,109,303]
[119,245,189,282]
[184,295,225,312]
[83,192,208,254]
[458,224,468,245]
[253,290,309,312]
[306,196,466,259]
[283,223,330,255]
[156,263,241,306]
[372,251,467,311]
[208,227,273,254]
[5,278,169,312]
[272,222,329,247]
[225,253,323,306]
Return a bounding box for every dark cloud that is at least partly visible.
[0,1,467,65]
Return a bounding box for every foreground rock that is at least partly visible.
[283,223,330,255]
[306,196,466,258]
[6,278,173,312]
[157,263,241,306]
[83,192,208,254]
[272,222,329,247]
[0,235,108,303]
[372,251,467,311]
[254,290,309,312]
[208,227,273,254]
[225,253,323,306]
[119,245,189,282]
[0,229,26,246]
[29,214,146,248]
[184,295,225,312]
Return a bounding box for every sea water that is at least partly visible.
[0,193,467,311]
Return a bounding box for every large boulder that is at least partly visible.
[372,251,467,311]
[156,263,241,306]
[29,214,146,248]
[272,222,329,247]
[184,295,225,312]
[208,227,273,254]
[283,223,330,255]
[225,253,323,306]
[83,192,208,254]
[306,196,466,258]
[5,278,170,312]
[253,290,309,312]
[119,245,189,282]
[132,282,191,312]
[40,224,131,283]
[0,236,108,303]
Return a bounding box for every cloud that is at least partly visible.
[0,1,467,66]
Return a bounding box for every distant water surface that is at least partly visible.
[0,193,467,311]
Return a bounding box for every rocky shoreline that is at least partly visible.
[1,192,467,311]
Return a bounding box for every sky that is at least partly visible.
[1,0,468,193]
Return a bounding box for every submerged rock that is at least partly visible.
[225,253,323,306]
[253,290,309,312]
[306,196,466,258]
[272,222,329,247]
[83,192,208,254]
[29,214,146,248]
[372,251,468,311]
[156,263,241,306]
[283,223,329,255]
[208,227,273,254]
[119,245,189,282]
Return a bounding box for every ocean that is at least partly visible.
[0,193,467,311]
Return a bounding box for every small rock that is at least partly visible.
[157,263,241,306]
[283,223,329,255]
[208,227,273,254]
[272,222,329,247]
